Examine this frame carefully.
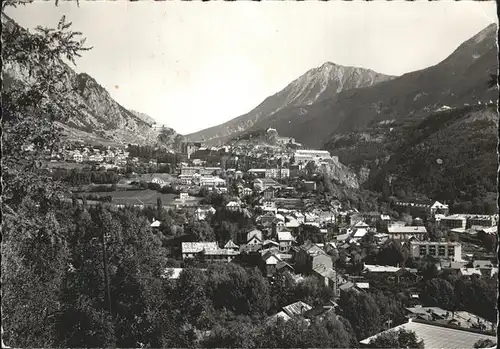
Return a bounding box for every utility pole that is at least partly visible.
[101,230,112,316]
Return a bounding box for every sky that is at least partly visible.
[5,1,497,134]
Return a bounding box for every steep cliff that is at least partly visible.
[2,14,168,146]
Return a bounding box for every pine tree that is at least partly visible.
[2,3,91,346]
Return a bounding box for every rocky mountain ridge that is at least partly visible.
[186,62,395,144]
[2,14,171,146]
[243,23,498,148]
[129,110,157,126]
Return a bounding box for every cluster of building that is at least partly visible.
[34,142,133,167]
[151,169,498,348]
[156,193,498,295]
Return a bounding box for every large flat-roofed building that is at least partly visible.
[387,226,427,240]
[410,241,462,262]
[294,149,332,164]
[360,318,497,349]
[438,214,467,229]
[467,215,497,227]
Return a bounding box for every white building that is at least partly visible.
[247,229,263,245]
[293,212,305,224]
[73,153,83,163]
[226,201,241,212]
[181,242,218,259]
[430,201,449,216]
[181,242,239,262]
[294,149,332,164]
[200,176,226,187]
[387,226,427,240]
[196,206,216,220]
[151,177,166,186]
[278,231,295,252]
[409,241,462,262]
[265,168,290,178]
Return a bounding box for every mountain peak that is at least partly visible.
[186,61,394,143]
[319,61,336,68]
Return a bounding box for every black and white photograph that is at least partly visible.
[1,0,498,348]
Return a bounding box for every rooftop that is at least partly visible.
[224,240,239,249]
[360,319,497,349]
[162,268,183,279]
[181,242,218,254]
[406,306,495,331]
[267,311,291,324]
[312,264,336,279]
[410,241,461,246]
[283,301,313,318]
[295,149,331,154]
[300,242,326,256]
[364,265,402,273]
[150,219,161,228]
[460,268,482,276]
[388,226,427,234]
[441,214,467,220]
[278,231,295,242]
[203,248,240,256]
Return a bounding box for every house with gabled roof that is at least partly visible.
[312,264,339,297]
[246,229,263,245]
[266,311,291,325]
[266,301,313,325]
[261,251,282,277]
[224,240,239,251]
[276,259,294,274]
[277,230,296,253]
[430,201,449,216]
[181,242,218,259]
[263,239,279,249]
[295,242,333,273]
[283,301,313,318]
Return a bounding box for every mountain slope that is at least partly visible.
[186,62,394,144]
[248,23,498,148]
[2,14,168,146]
[362,104,498,206]
[129,110,157,126]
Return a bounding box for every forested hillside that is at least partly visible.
[326,104,498,211]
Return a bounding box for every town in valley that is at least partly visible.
[2,1,498,348]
